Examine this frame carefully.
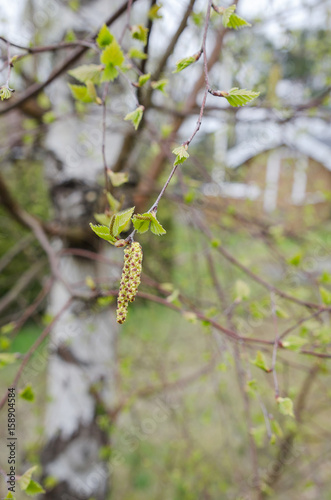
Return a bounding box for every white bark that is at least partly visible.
[42,251,119,499]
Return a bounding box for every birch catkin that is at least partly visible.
[116,242,143,324]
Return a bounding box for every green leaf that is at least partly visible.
[96,24,113,48]
[106,192,120,212]
[19,466,38,491]
[211,238,221,248]
[235,279,250,301]
[129,47,147,60]
[277,397,295,418]
[282,335,308,351]
[319,271,331,284]
[251,426,266,448]
[100,40,125,67]
[222,5,251,29]
[148,3,162,20]
[150,214,166,235]
[42,111,56,124]
[223,88,260,107]
[172,145,189,166]
[132,213,166,235]
[320,286,331,305]
[94,213,112,226]
[275,306,289,319]
[19,384,35,402]
[251,351,271,373]
[112,207,135,237]
[1,322,15,334]
[0,353,17,368]
[108,170,128,187]
[271,419,283,438]
[173,54,198,73]
[68,84,93,103]
[68,64,103,84]
[89,224,116,243]
[25,480,45,496]
[132,217,150,234]
[124,105,144,130]
[288,253,302,266]
[4,492,15,499]
[222,4,236,26]
[0,86,13,100]
[151,79,168,94]
[138,73,151,87]
[131,25,149,45]
[182,311,197,323]
[101,64,119,82]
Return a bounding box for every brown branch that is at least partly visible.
[263,364,320,494]
[0,233,34,274]
[0,259,46,315]
[0,298,72,411]
[134,23,228,211]
[197,222,326,311]
[0,0,141,116]
[108,356,217,420]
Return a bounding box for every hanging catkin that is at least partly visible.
[116,242,143,324]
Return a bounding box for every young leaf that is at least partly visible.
[106,192,121,212]
[277,397,295,418]
[320,286,331,305]
[101,64,119,82]
[251,351,271,373]
[148,4,162,20]
[68,84,94,103]
[19,466,38,491]
[131,25,149,45]
[4,492,15,499]
[132,213,166,235]
[173,54,198,73]
[94,213,112,226]
[222,5,251,29]
[108,170,129,187]
[89,224,116,243]
[235,279,250,301]
[282,335,308,351]
[124,105,144,130]
[222,4,236,26]
[0,353,17,368]
[151,79,168,94]
[150,214,166,235]
[227,13,251,29]
[68,64,103,84]
[129,47,148,60]
[288,253,302,266]
[223,88,260,107]
[132,216,150,234]
[0,86,13,100]
[42,111,56,124]
[25,480,45,496]
[251,426,266,448]
[100,40,125,67]
[112,207,135,237]
[19,384,35,402]
[138,73,151,87]
[96,24,113,48]
[172,145,189,166]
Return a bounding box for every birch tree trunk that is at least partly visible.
[42,252,118,500]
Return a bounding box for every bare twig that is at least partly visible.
[0,298,72,411]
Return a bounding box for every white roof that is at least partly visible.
[225,119,331,171]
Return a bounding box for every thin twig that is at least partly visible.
[0,298,72,411]
[270,292,280,398]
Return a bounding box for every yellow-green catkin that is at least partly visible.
[116,242,143,324]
